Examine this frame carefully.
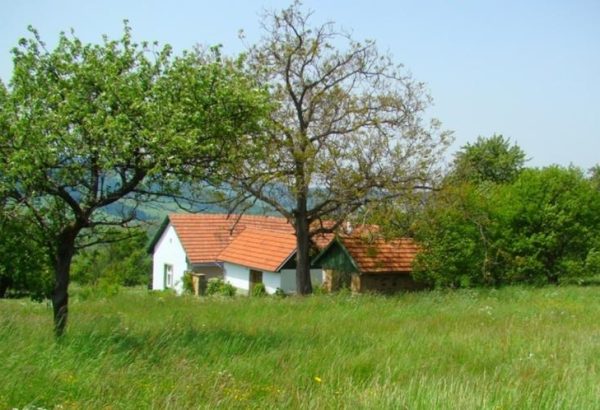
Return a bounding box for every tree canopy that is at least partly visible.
[452,134,526,184]
[412,163,600,287]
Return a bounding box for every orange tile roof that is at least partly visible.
[168,214,292,264]
[340,236,419,273]
[165,213,334,265]
[217,228,298,272]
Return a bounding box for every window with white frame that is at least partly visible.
[164,264,173,288]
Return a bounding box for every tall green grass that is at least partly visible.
[1,286,599,409]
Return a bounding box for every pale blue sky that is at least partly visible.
[2,1,599,169]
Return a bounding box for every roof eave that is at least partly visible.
[145,215,171,254]
[273,249,297,272]
[220,259,283,274]
[362,269,412,275]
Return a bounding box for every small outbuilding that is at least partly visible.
[312,235,423,293]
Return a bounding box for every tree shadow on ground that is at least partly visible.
[61,324,287,366]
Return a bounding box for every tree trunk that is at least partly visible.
[0,276,9,298]
[295,197,312,295]
[53,229,77,337]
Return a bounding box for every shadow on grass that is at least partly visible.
[61,324,287,365]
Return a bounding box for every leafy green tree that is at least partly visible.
[413,165,600,288]
[412,182,502,288]
[589,165,600,191]
[452,134,526,184]
[499,166,600,284]
[0,24,268,335]
[229,2,450,294]
[409,135,525,287]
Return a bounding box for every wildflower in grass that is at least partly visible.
[314,376,322,383]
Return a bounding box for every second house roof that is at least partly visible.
[217,228,298,272]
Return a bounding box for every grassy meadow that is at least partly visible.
[1,286,599,409]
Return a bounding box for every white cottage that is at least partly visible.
[148,213,329,294]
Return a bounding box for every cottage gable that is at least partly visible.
[150,214,292,265]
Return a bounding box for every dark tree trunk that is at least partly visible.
[0,276,9,298]
[53,229,77,337]
[295,196,312,295]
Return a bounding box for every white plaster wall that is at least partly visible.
[280,269,296,293]
[223,264,323,295]
[152,224,189,293]
[311,268,324,287]
[262,271,282,294]
[223,263,283,295]
[223,263,250,293]
[280,268,323,294]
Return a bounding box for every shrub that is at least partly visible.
[206,278,237,297]
[412,166,600,287]
[97,278,121,297]
[274,287,287,298]
[206,278,223,295]
[71,229,151,287]
[585,249,600,277]
[251,283,267,297]
[182,272,194,294]
[74,280,120,301]
[0,213,53,300]
[336,286,352,297]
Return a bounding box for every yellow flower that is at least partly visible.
[314,376,322,383]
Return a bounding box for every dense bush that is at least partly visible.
[251,283,267,297]
[412,182,501,288]
[412,166,600,287]
[71,229,151,287]
[0,213,53,300]
[274,287,287,298]
[498,167,600,284]
[206,278,237,297]
[182,272,194,294]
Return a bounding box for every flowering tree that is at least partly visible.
[0,24,268,335]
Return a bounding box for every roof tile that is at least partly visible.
[167,213,334,265]
[340,236,419,273]
[169,214,292,264]
[217,228,298,272]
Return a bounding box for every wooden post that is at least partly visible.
[191,274,199,295]
[323,269,333,292]
[351,274,361,293]
[197,274,207,296]
[190,273,207,296]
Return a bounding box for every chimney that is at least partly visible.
[344,221,353,235]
